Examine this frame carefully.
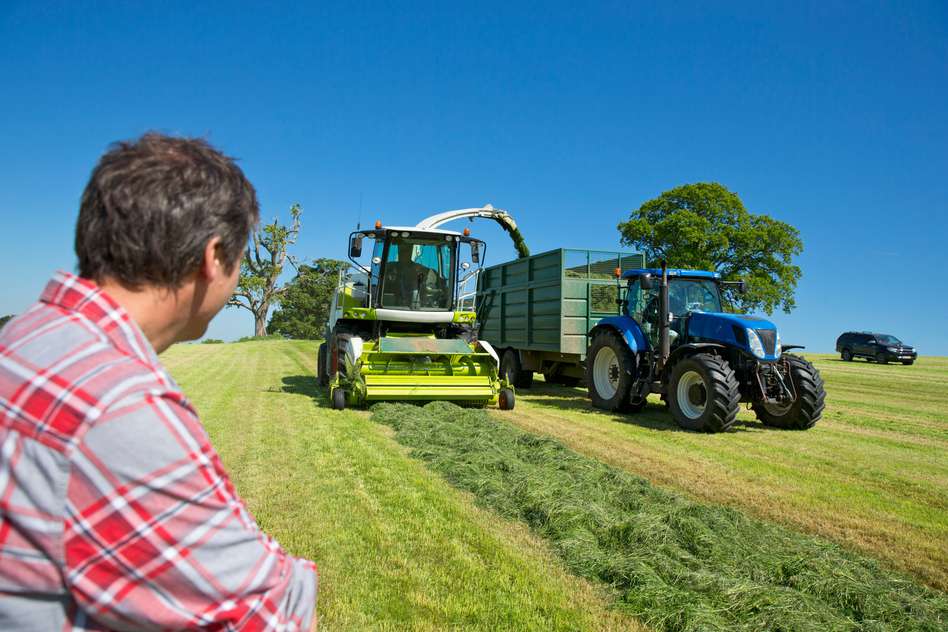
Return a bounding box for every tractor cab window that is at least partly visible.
[380,235,455,310]
[669,279,722,314]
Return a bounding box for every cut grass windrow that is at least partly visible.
[372,401,948,632]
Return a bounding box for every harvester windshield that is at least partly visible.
[379,235,455,310]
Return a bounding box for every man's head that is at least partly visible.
[76,133,259,345]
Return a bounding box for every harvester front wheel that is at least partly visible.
[331,389,347,410]
[752,354,825,430]
[668,354,740,432]
[317,343,329,387]
[501,349,534,389]
[499,388,516,410]
[586,330,635,412]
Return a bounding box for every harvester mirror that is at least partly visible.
[470,241,480,263]
[640,273,653,290]
[349,235,364,258]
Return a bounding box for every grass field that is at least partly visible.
[162,340,641,631]
[161,340,947,629]
[504,355,948,591]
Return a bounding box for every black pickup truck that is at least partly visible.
[836,332,917,365]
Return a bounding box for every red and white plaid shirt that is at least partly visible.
[0,272,317,630]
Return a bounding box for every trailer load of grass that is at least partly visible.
[371,402,947,632]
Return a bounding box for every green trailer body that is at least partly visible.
[476,248,645,382]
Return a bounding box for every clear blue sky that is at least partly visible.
[2,2,947,353]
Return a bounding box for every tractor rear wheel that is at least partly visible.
[501,349,534,388]
[586,330,636,412]
[668,354,740,432]
[752,354,825,430]
[317,343,329,387]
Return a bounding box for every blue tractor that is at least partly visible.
[585,263,825,432]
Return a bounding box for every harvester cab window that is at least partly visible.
[380,235,454,310]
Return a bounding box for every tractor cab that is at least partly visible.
[621,268,780,362]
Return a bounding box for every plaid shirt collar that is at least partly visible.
[40,270,162,370]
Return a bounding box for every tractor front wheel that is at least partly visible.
[668,354,740,432]
[586,330,636,412]
[752,354,825,430]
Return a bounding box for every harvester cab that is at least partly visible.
[318,205,524,410]
[586,263,826,432]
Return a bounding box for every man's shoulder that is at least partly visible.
[0,300,184,453]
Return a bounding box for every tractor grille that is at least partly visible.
[756,329,777,355]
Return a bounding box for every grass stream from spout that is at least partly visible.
[371,401,947,632]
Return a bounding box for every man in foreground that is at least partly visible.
[0,134,318,630]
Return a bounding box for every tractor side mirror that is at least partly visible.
[349,234,363,258]
[471,241,480,264]
[640,273,653,290]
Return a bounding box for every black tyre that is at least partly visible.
[545,372,581,387]
[500,349,534,389]
[317,343,329,386]
[586,330,636,412]
[668,354,740,432]
[876,352,888,365]
[752,354,825,430]
[902,360,914,366]
[331,389,347,410]
[499,388,516,410]
[841,348,853,361]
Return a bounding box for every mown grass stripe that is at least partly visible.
[372,401,948,632]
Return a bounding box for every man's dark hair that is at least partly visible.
[76,133,259,287]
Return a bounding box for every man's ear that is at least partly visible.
[201,236,226,281]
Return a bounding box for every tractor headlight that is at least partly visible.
[775,331,782,358]
[746,328,766,359]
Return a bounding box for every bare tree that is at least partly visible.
[228,204,302,336]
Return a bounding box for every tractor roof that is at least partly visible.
[621,268,721,280]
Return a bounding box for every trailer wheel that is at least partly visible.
[499,388,516,410]
[668,354,740,432]
[586,330,636,412]
[752,354,825,430]
[317,343,329,387]
[501,349,534,388]
[331,389,347,410]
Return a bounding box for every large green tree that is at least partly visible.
[228,204,302,336]
[267,259,348,339]
[618,182,803,314]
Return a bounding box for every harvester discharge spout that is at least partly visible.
[416,204,530,259]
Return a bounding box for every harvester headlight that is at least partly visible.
[746,328,766,359]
